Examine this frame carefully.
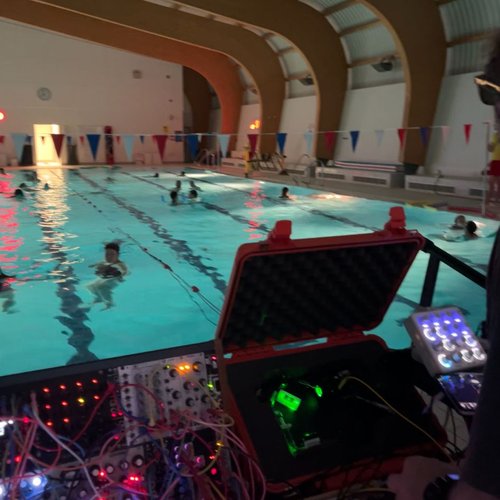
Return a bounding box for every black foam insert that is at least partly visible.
[223,241,419,347]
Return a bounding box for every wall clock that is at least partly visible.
[37,87,52,101]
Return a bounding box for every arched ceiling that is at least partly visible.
[3,0,499,159]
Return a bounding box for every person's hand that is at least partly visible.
[387,456,458,500]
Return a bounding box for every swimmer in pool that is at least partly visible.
[170,190,179,205]
[279,187,290,199]
[86,242,128,309]
[189,180,202,191]
[0,268,16,313]
[12,188,25,199]
[173,180,182,191]
[188,189,198,200]
[464,220,479,240]
[450,214,467,230]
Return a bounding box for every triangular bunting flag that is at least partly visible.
[247,134,258,153]
[217,134,230,157]
[86,134,101,161]
[122,135,135,161]
[0,136,4,145]
[324,131,336,156]
[79,135,85,145]
[397,128,407,148]
[11,133,27,161]
[276,132,287,155]
[419,127,430,146]
[375,129,384,147]
[153,135,168,159]
[187,134,199,159]
[464,124,472,144]
[304,131,314,155]
[139,135,145,144]
[51,134,65,158]
[41,136,46,145]
[115,135,121,145]
[441,126,450,144]
[350,130,360,152]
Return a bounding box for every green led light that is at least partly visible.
[207,382,214,389]
[315,385,323,398]
[276,389,302,412]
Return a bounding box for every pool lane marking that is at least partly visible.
[151,170,380,232]
[75,171,228,295]
[51,171,221,329]
[33,171,98,365]
[120,171,271,235]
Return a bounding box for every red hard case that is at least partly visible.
[215,209,446,492]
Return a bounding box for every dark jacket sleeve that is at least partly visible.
[461,231,500,496]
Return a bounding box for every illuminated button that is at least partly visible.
[452,353,461,363]
[465,336,477,347]
[437,354,453,369]
[132,455,144,467]
[192,362,202,372]
[472,348,486,361]
[461,350,474,363]
[119,460,129,470]
[105,464,114,474]
[442,340,455,352]
[423,328,436,341]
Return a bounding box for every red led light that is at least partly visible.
[14,455,21,464]
[128,475,140,482]
[42,388,50,393]
[22,417,30,424]
[98,470,106,478]
[111,412,117,418]
[210,467,218,476]
[63,418,70,424]
[61,401,68,407]
[59,385,66,390]
[91,379,98,384]
[46,421,53,427]
[76,381,83,387]
[44,404,51,410]
[93,395,100,400]
[0,110,6,122]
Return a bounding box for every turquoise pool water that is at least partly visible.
[0,167,497,378]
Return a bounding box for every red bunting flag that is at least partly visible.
[79,135,85,145]
[464,124,472,144]
[247,134,258,153]
[51,134,65,158]
[153,135,168,159]
[324,131,336,156]
[115,135,121,144]
[397,128,407,148]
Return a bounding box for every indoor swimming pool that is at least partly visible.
[0,167,497,378]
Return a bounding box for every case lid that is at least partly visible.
[215,207,425,351]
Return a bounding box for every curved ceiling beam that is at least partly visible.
[35,0,286,154]
[175,0,348,158]
[0,0,244,139]
[361,0,447,167]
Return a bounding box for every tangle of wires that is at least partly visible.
[0,378,266,499]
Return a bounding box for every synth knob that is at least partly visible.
[132,455,145,467]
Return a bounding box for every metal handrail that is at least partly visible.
[419,237,486,308]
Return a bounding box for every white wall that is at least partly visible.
[335,83,405,164]
[426,72,493,177]
[0,20,184,164]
